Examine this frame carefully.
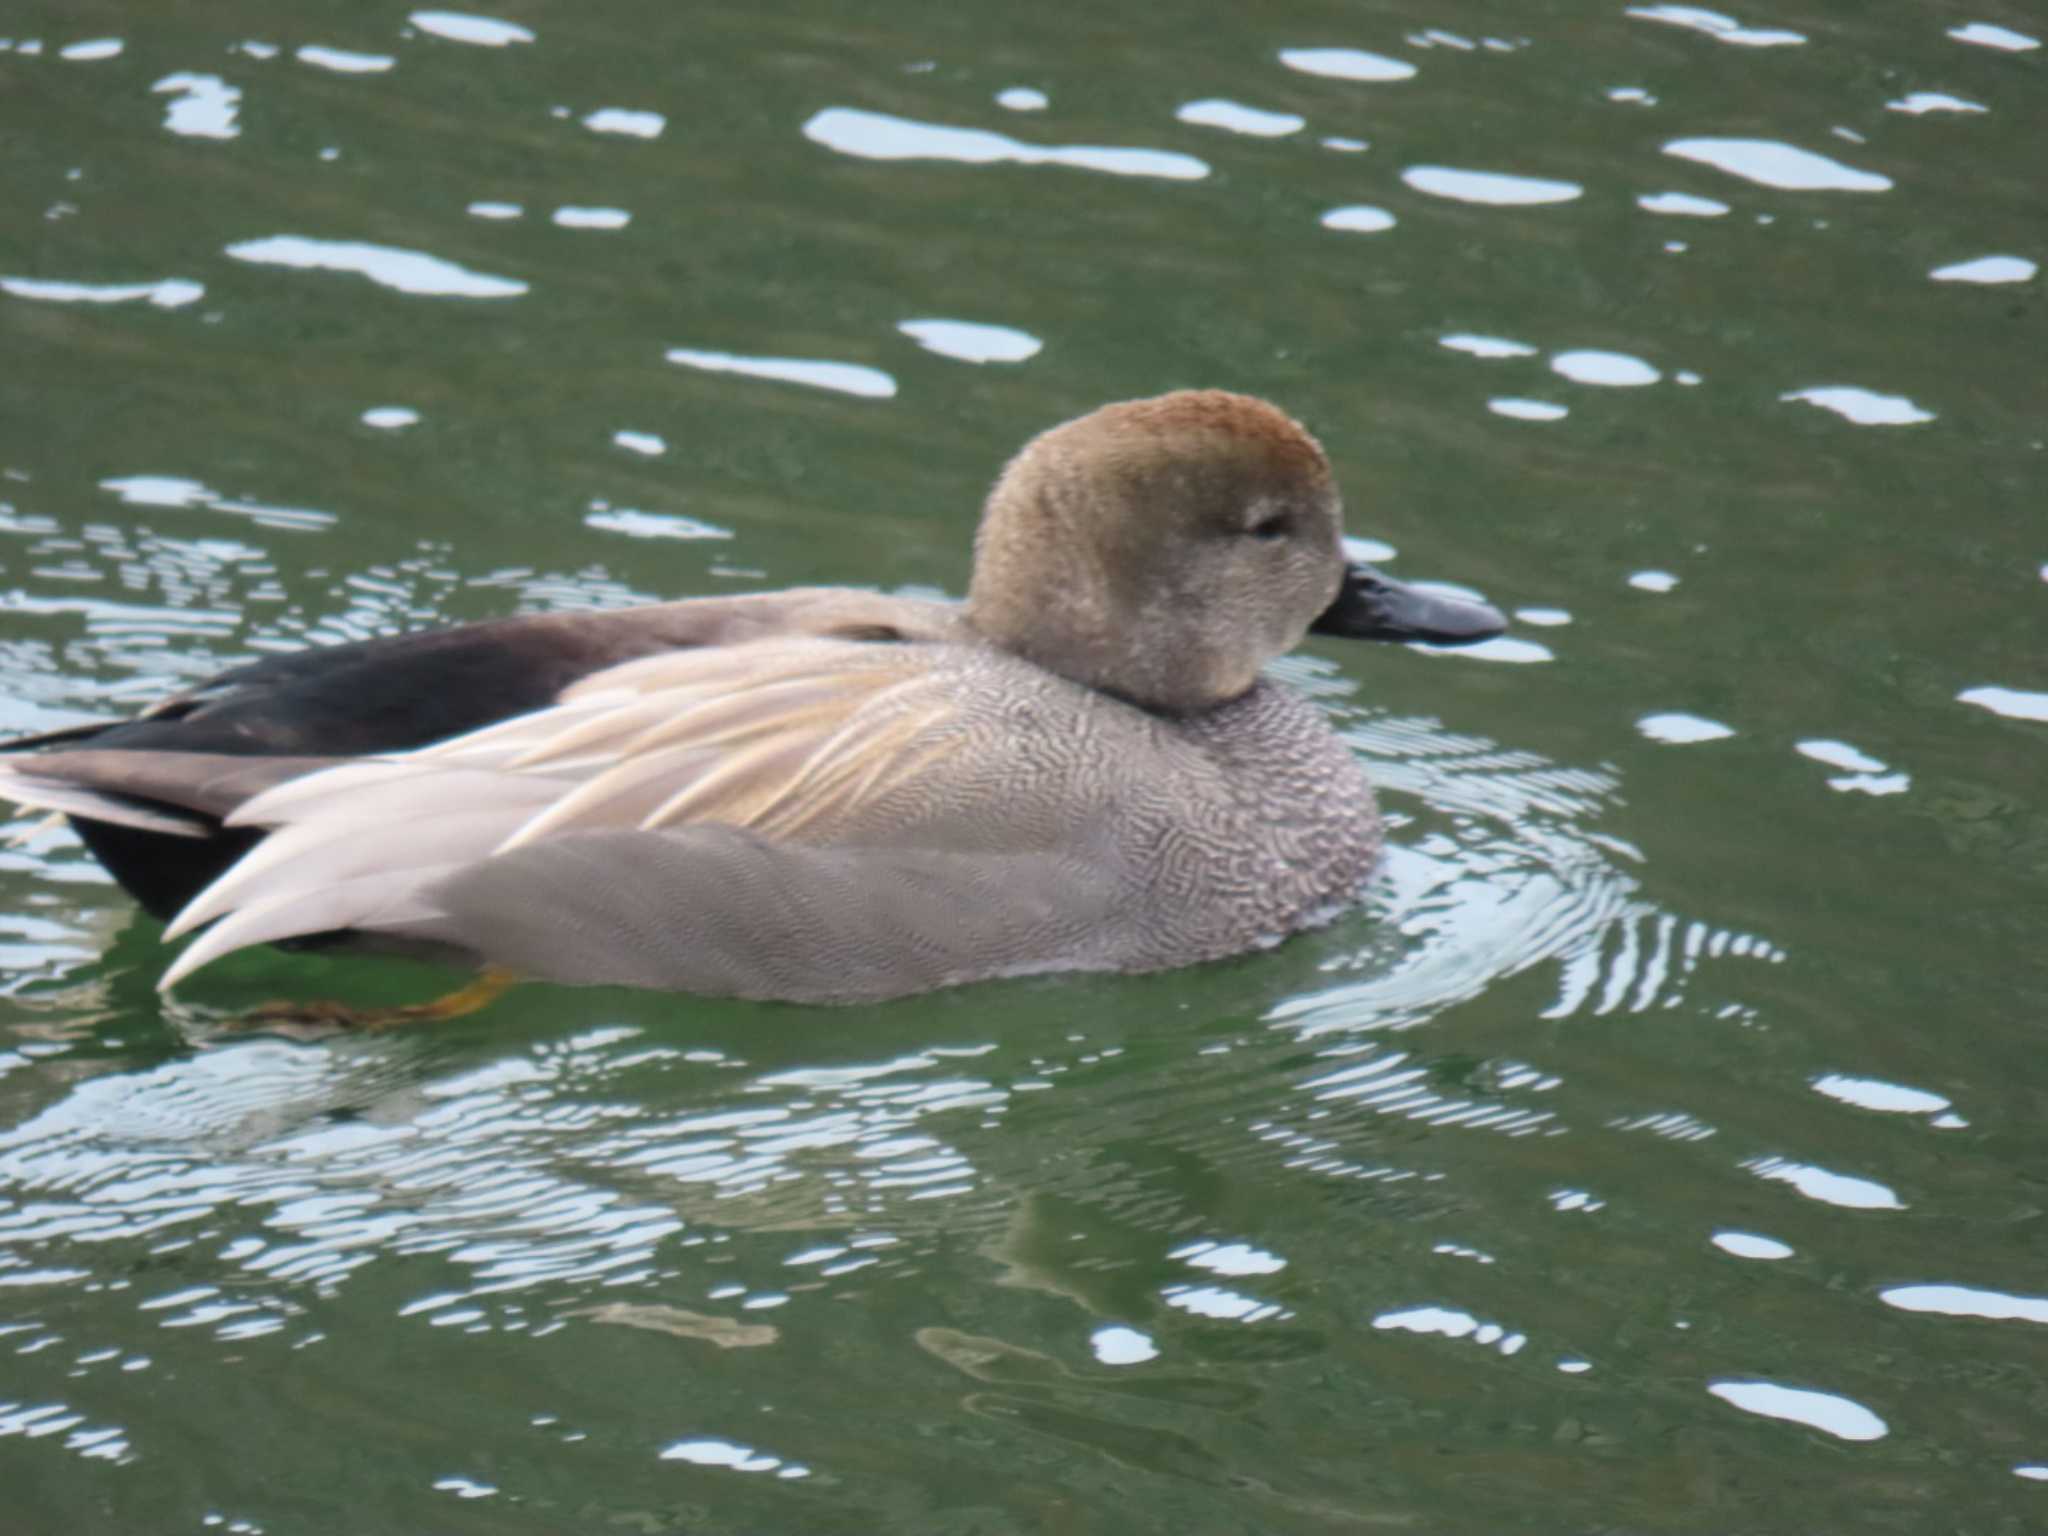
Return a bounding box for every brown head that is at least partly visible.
[966,391,1351,714]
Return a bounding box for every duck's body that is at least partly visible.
[0,392,1503,1002]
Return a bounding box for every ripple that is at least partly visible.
[1403,166,1582,205]
[1948,21,2039,51]
[1663,138,1890,192]
[803,107,1208,181]
[409,12,535,46]
[1552,350,1660,386]
[2,276,203,309]
[1627,4,1804,45]
[1174,99,1303,137]
[1781,385,1933,426]
[898,318,1042,363]
[296,46,395,73]
[225,236,528,299]
[1930,255,2036,284]
[1638,191,1729,216]
[1957,685,2048,723]
[1320,205,1397,233]
[665,346,895,399]
[1277,47,1416,82]
[1707,1380,1887,1441]
[153,73,240,139]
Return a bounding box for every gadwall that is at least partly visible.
[0,391,1504,1002]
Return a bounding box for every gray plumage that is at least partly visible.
[0,391,1505,1002]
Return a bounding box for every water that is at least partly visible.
[4,1,2047,1529]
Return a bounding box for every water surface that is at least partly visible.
[4,1,2047,1530]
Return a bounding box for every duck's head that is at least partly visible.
[966,390,1505,714]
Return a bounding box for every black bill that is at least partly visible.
[1309,562,1507,646]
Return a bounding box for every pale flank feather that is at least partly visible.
[162,637,965,985]
[159,866,455,990]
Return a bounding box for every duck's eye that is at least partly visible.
[1248,512,1291,541]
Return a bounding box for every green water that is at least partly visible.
[4,1,2047,1530]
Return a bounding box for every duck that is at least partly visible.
[0,391,1504,1004]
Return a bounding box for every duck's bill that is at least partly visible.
[1309,562,1507,646]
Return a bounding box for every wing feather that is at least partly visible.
[161,635,970,986]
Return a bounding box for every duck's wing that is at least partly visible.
[0,588,962,918]
[157,635,1084,991]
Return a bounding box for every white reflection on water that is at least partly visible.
[803,108,1208,181]
[1090,1324,1158,1365]
[1638,191,1729,217]
[1781,386,1933,426]
[1637,712,1733,744]
[1957,685,2048,723]
[611,430,666,456]
[225,236,528,299]
[666,347,896,399]
[1320,205,1396,233]
[1930,255,2037,284]
[1626,5,1805,47]
[995,87,1046,111]
[1277,47,1417,82]
[584,107,664,138]
[153,73,241,139]
[2,276,203,309]
[409,12,535,47]
[1707,1380,1887,1441]
[59,38,124,62]
[1488,398,1567,421]
[1746,1155,1903,1210]
[466,200,522,219]
[553,205,630,229]
[1812,1074,1949,1114]
[362,405,420,429]
[1629,570,1678,592]
[296,46,395,74]
[1373,1304,1528,1354]
[1881,1284,2048,1324]
[1886,91,1986,115]
[1403,166,1582,205]
[1711,1231,1793,1259]
[898,318,1042,364]
[1552,350,1660,387]
[1442,333,1537,359]
[1663,138,1890,192]
[1947,22,2039,51]
[660,1435,810,1478]
[1175,99,1303,137]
